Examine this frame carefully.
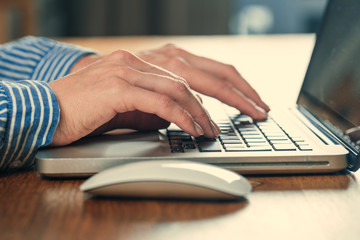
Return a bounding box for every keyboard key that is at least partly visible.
[168,131,190,137]
[242,135,264,139]
[183,143,196,149]
[224,143,246,149]
[292,137,306,142]
[238,128,258,133]
[219,134,240,140]
[272,144,297,151]
[238,125,257,130]
[225,147,247,152]
[198,141,222,152]
[248,142,270,147]
[170,143,184,153]
[233,118,253,125]
[167,115,312,154]
[169,135,192,141]
[222,139,243,144]
[267,136,289,141]
[241,130,262,135]
[269,139,293,144]
[246,139,267,143]
[298,144,313,151]
[236,146,272,151]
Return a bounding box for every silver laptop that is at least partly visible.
[36,0,360,177]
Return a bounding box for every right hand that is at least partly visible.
[49,50,220,146]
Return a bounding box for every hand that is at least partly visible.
[49,50,220,146]
[136,44,270,120]
[72,44,270,120]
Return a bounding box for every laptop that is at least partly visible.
[36,0,360,177]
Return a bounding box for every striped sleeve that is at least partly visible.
[0,80,59,170]
[0,37,96,170]
[0,36,95,82]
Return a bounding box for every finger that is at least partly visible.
[159,45,270,112]
[190,58,270,112]
[114,82,217,138]
[190,68,268,120]
[116,67,218,137]
[146,56,267,121]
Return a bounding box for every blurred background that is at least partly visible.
[1,0,327,43]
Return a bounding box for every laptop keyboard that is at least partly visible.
[167,113,313,153]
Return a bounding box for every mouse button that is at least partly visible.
[84,181,240,199]
[160,162,251,193]
[79,168,130,192]
[158,161,239,182]
[80,162,155,190]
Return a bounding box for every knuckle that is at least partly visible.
[112,64,127,76]
[158,95,175,110]
[195,109,209,121]
[177,77,189,86]
[163,43,176,49]
[170,46,185,56]
[109,77,127,90]
[168,57,187,69]
[103,65,128,83]
[109,50,136,62]
[224,64,240,76]
[163,44,183,54]
[173,80,190,95]
[178,109,191,125]
[213,81,233,98]
[217,80,232,91]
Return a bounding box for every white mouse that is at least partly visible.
[80,160,252,200]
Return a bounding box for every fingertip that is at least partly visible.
[254,98,270,113]
[254,106,268,121]
[262,103,271,113]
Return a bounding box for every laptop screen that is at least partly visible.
[297,0,360,158]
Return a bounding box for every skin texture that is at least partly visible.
[49,44,269,146]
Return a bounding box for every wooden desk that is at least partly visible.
[1,35,360,240]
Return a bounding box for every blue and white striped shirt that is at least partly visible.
[0,36,94,170]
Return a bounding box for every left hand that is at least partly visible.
[136,44,270,120]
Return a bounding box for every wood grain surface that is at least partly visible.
[1,169,360,240]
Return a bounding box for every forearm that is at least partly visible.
[0,80,59,170]
[0,37,98,170]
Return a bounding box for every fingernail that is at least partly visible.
[256,106,268,119]
[194,122,204,136]
[264,104,271,112]
[211,120,221,137]
[261,104,270,113]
